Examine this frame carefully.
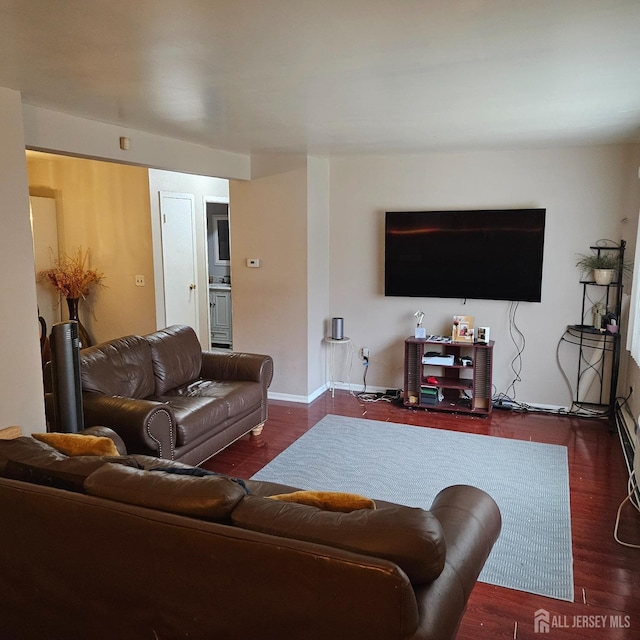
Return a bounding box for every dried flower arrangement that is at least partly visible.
[38,248,105,299]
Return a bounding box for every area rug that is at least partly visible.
[252,414,574,602]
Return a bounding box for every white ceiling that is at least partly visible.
[3,0,640,156]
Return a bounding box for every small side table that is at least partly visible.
[324,337,352,397]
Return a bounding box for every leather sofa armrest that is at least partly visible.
[82,393,176,460]
[428,484,501,600]
[201,351,274,387]
[412,485,501,640]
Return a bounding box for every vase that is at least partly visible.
[65,297,92,349]
[593,269,615,285]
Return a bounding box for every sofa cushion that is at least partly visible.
[0,437,140,492]
[80,334,156,398]
[33,433,120,457]
[231,495,446,585]
[157,379,263,436]
[152,396,229,446]
[145,325,203,396]
[84,463,247,521]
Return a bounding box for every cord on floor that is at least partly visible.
[613,471,640,548]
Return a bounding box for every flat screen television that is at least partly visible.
[384,208,546,302]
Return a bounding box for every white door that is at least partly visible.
[159,192,199,331]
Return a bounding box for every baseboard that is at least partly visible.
[617,401,638,477]
[268,391,314,404]
[269,387,571,412]
[268,385,327,404]
[268,383,394,404]
[524,402,571,412]
[330,382,390,394]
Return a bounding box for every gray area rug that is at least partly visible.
[252,414,574,602]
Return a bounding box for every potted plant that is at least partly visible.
[575,251,631,285]
[38,248,104,347]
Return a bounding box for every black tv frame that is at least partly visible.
[384,208,546,302]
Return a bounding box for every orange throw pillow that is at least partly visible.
[33,433,120,457]
[269,490,375,512]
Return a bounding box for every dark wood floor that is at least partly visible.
[203,391,640,640]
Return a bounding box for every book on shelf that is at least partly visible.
[420,385,444,404]
[420,384,438,392]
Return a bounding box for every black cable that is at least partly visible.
[504,301,525,400]
[492,317,609,418]
[354,357,376,402]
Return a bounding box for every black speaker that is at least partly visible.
[50,321,84,433]
[331,317,344,340]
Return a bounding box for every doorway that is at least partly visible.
[27,154,230,349]
[206,197,232,348]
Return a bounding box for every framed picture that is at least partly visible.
[452,315,474,343]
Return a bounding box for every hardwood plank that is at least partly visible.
[203,391,640,639]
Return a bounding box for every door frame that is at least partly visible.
[150,185,229,349]
[204,195,231,346]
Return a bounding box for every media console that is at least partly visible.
[403,337,494,415]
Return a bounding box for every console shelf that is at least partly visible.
[403,337,494,415]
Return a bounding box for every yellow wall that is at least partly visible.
[27,153,156,343]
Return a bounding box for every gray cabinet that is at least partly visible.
[209,286,232,346]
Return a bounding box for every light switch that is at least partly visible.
[246,258,261,268]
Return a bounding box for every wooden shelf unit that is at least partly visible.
[403,337,494,415]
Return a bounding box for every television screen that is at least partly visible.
[384,209,546,302]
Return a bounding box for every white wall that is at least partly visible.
[230,155,311,399]
[329,145,639,408]
[307,156,330,397]
[22,105,250,180]
[0,88,46,433]
[619,146,640,421]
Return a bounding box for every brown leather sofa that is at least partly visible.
[45,324,274,466]
[0,430,501,640]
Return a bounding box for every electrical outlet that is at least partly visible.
[135,275,145,287]
[361,347,370,359]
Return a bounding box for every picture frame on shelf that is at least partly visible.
[452,315,474,343]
